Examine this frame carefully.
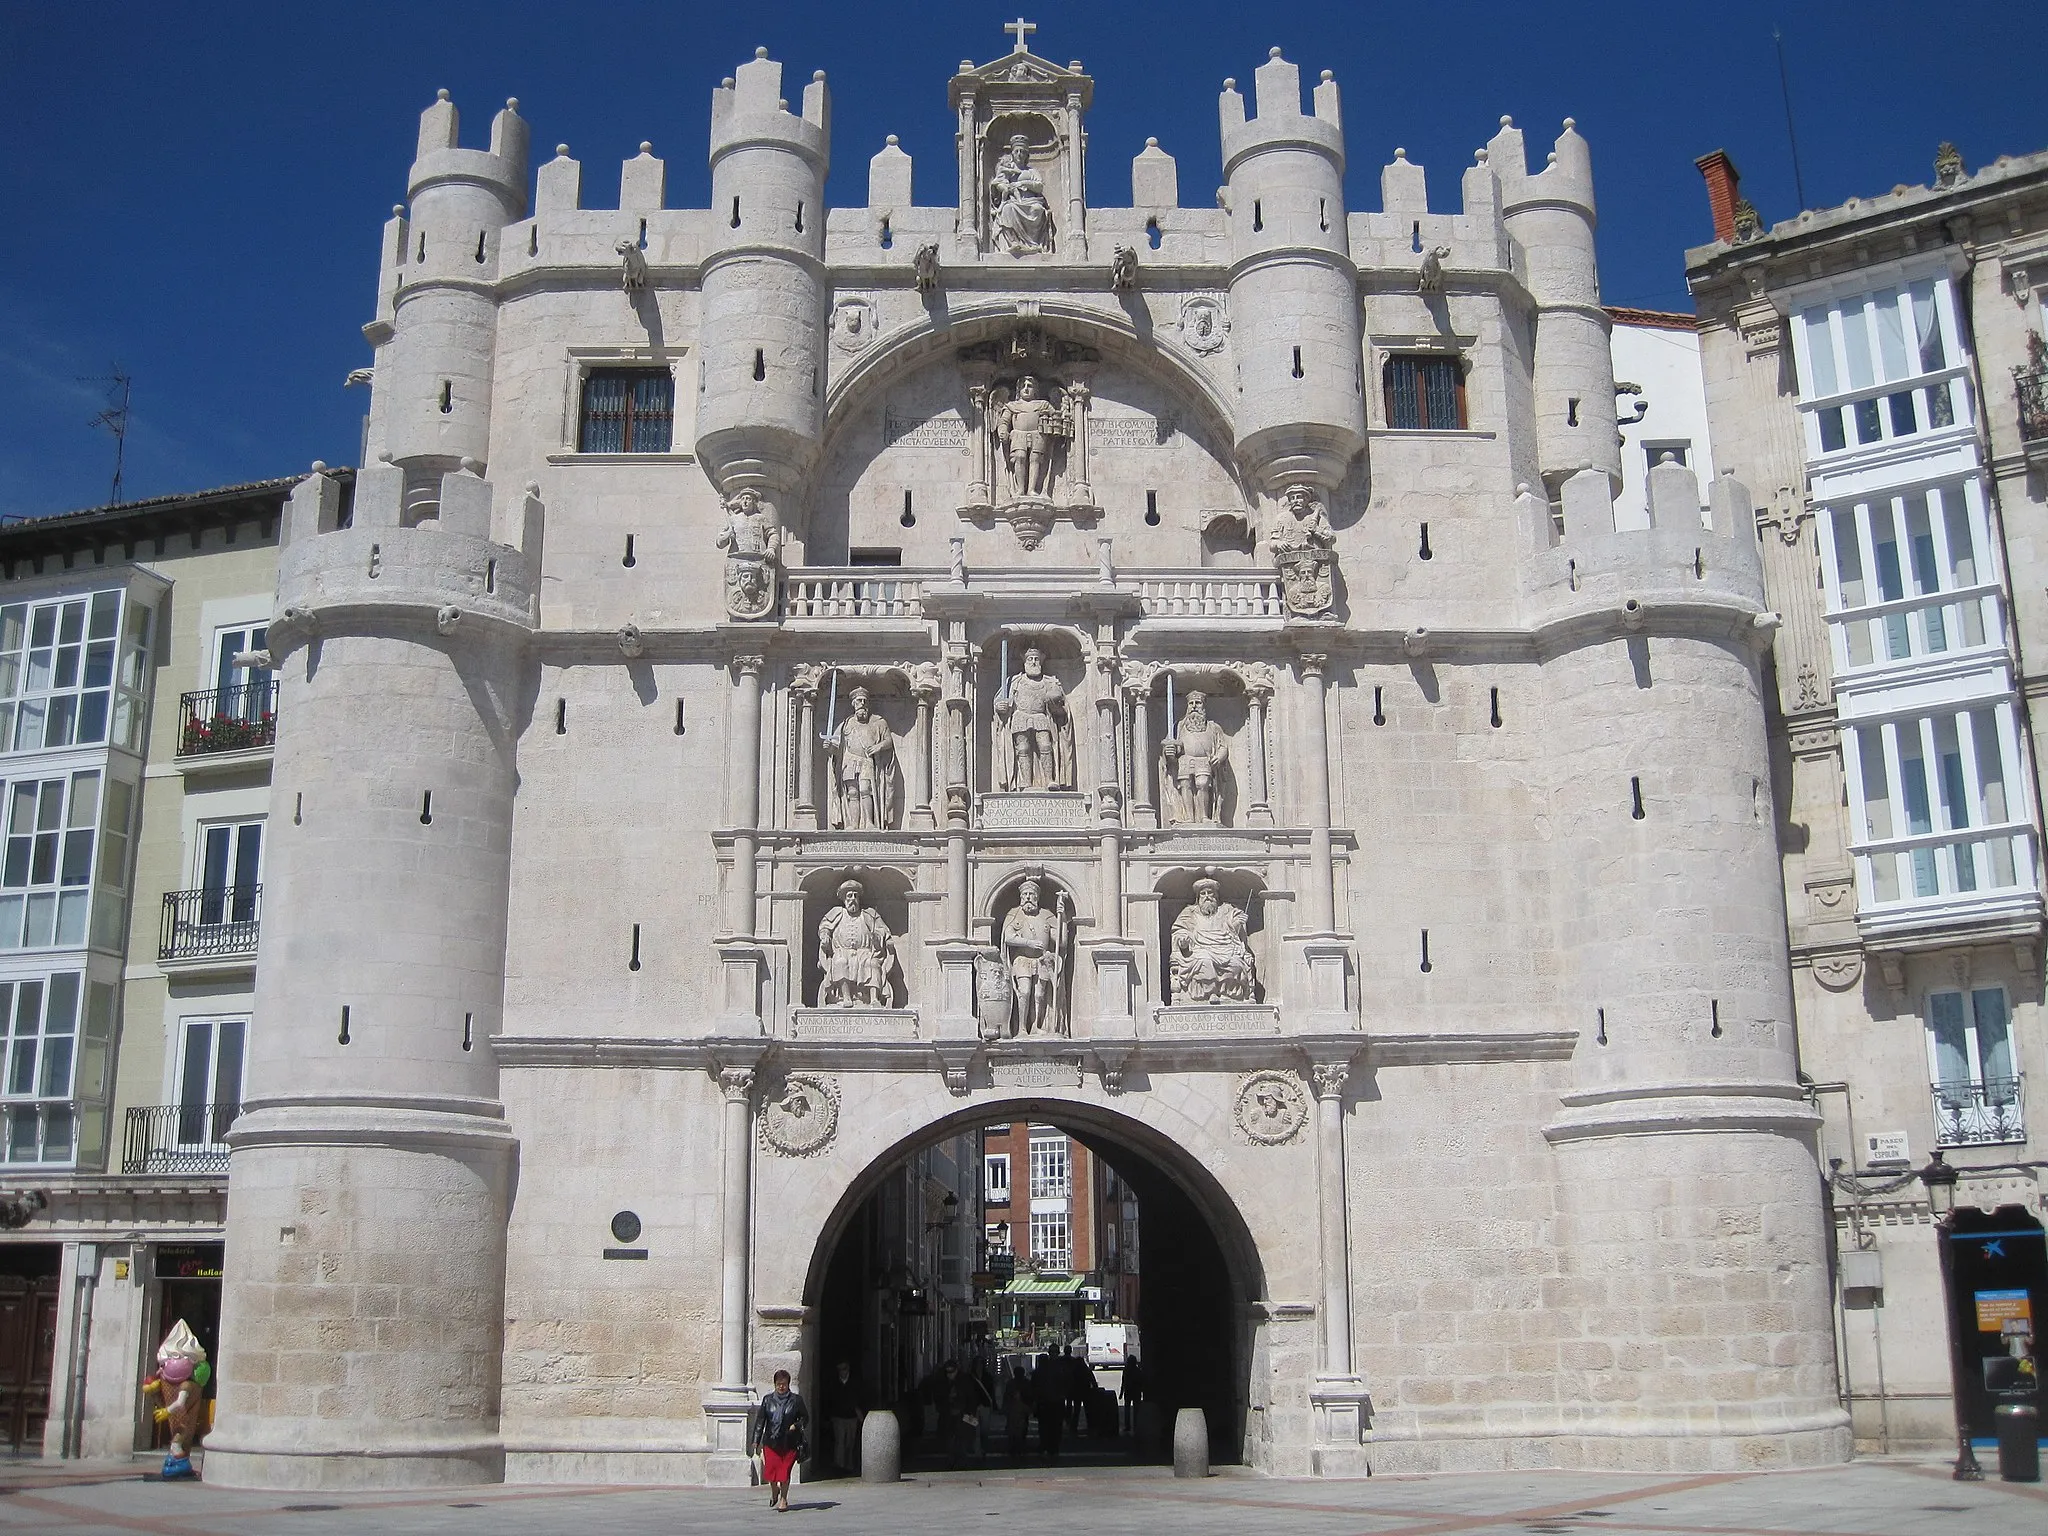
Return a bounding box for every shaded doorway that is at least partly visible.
[0,1245,60,1453]
[805,1100,1252,1474]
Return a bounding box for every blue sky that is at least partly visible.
[1,1,2037,519]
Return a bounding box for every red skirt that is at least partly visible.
[761,1445,799,1482]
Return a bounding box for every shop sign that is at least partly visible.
[154,1244,225,1281]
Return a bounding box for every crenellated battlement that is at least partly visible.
[1350,146,1512,275]
[1486,115,1596,219]
[1519,463,1769,638]
[408,91,530,215]
[709,48,829,171]
[1218,48,1344,175]
[270,465,542,653]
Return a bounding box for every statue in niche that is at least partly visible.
[990,376,1071,502]
[826,686,896,830]
[993,645,1075,791]
[989,134,1055,256]
[1170,878,1257,1004]
[717,487,781,621]
[1161,690,1231,826]
[1002,878,1070,1036]
[1264,485,1337,618]
[817,879,896,1007]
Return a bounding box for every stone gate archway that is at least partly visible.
[745,1078,1302,1472]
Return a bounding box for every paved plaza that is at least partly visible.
[0,1460,2040,1536]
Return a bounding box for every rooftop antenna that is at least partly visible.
[83,368,133,505]
[1772,25,1808,211]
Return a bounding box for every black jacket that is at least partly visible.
[749,1391,809,1454]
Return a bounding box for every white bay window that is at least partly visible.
[1794,277,1968,459]
[1819,479,2000,673]
[1845,702,2034,912]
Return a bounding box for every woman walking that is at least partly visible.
[749,1369,810,1513]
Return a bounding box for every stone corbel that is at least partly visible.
[1094,1042,1135,1095]
[932,1040,979,1097]
[1877,951,1908,1005]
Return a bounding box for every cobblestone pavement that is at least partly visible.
[0,1458,2041,1536]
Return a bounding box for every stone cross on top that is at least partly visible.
[1005,17,1037,52]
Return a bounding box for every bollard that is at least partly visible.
[1995,1403,2039,1482]
[861,1408,901,1484]
[1173,1406,1209,1478]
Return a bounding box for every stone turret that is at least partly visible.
[1517,461,1839,1455]
[206,461,541,1489]
[375,93,528,513]
[695,49,830,530]
[1490,116,1620,492]
[1218,49,1367,493]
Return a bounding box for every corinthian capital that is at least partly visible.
[718,1065,757,1104]
[1309,1060,1350,1100]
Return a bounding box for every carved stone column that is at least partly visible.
[1238,662,1275,825]
[965,383,993,508]
[1094,655,1124,933]
[726,655,766,934]
[704,1062,759,1485]
[1121,662,1157,829]
[1307,1056,1368,1467]
[790,666,821,830]
[943,646,975,937]
[1065,380,1094,508]
[910,667,939,830]
[1296,653,1334,931]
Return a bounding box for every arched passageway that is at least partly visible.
[799,1098,1260,1469]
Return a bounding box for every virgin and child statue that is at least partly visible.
[989,134,1054,256]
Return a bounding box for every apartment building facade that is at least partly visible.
[0,479,291,1456]
[1688,145,2048,1451]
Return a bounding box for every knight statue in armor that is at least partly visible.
[717,487,781,621]
[1161,690,1231,825]
[1002,878,1069,1036]
[1170,878,1257,1004]
[825,686,896,830]
[993,645,1075,791]
[992,376,1068,502]
[989,133,1054,255]
[817,879,896,1007]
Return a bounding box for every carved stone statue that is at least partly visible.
[913,242,940,293]
[1418,245,1450,294]
[993,645,1075,791]
[989,134,1054,255]
[1002,878,1069,1036]
[991,376,1069,502]
[1161,690,1230,826]
[1110,244,1138,292]
[1170,879,1256,1004]
[817,880,896,1007]
[826,686,896,830]
[1265,485,1337,617]
[716,487,780,620]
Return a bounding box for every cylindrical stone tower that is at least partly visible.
[205,443,540,1479]
[1218,49,1366,494]
[374,92,527,514]
[1530,469,1850,1466]
[1490,118,1620,493]
[695,48,829,529]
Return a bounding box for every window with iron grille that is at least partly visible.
[1383,355,1466,430]
[578,368,675,453]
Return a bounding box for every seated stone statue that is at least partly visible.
[1169,879,1256,1004]
[817,879,895,1007]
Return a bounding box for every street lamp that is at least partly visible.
[1918,1150,1984,1481]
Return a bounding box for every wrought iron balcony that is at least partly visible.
[1931,1074,2025,1147]
[2016,335,2048,445]
[159,884,260,962]
[177,680,277,756]
[122,1103,234,1174]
